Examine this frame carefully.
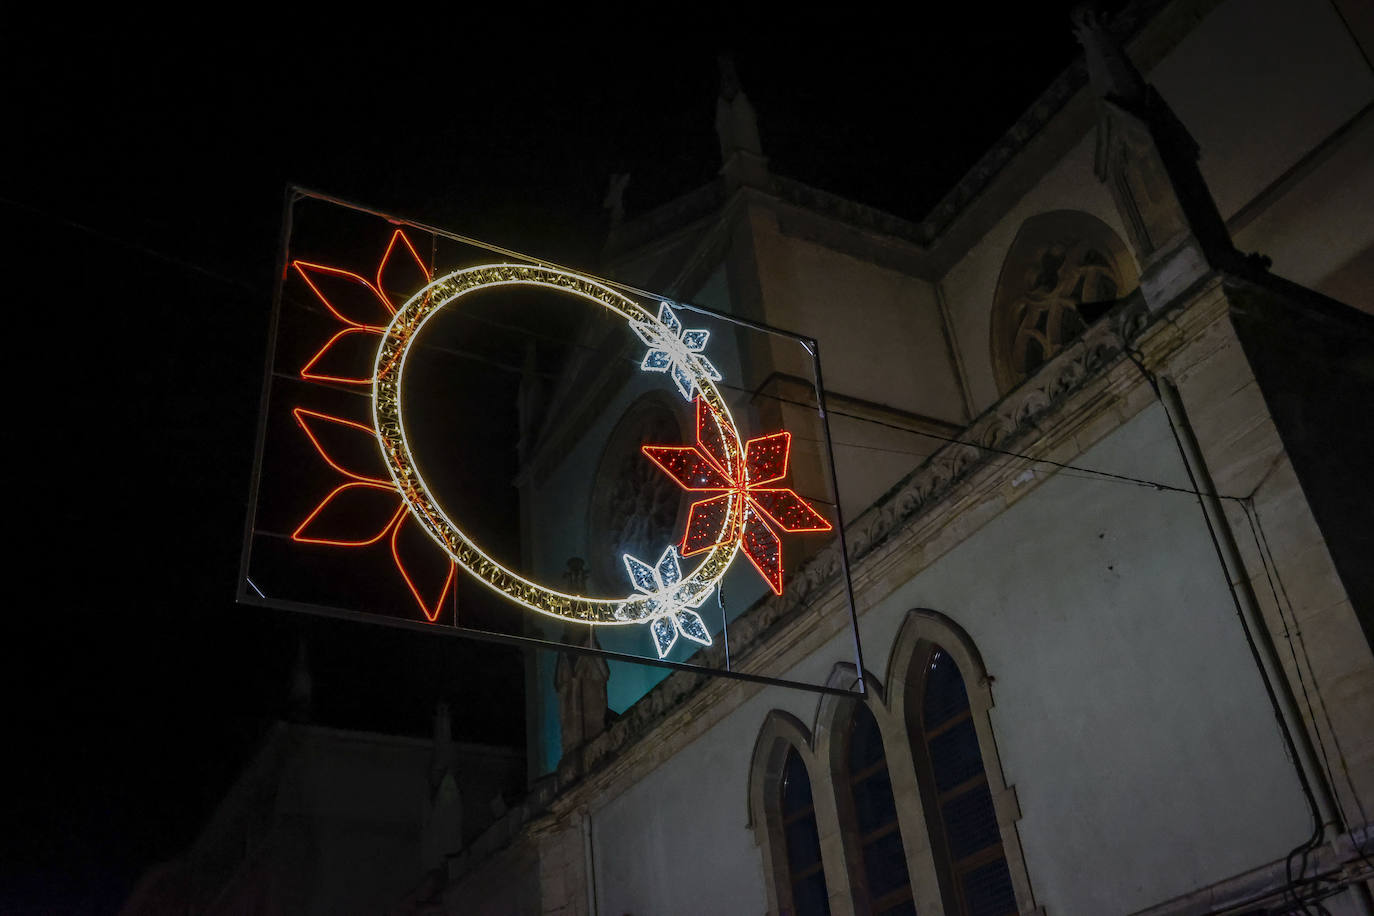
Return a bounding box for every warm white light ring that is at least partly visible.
[373,263,743,625]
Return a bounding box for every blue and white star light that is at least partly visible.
[623,546,715,658]
[631,302,723,402]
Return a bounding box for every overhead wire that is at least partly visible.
[0,194,263,295]
[1122,350,1330,916]
[1243,499,1374,882]
[15,196,1280,508]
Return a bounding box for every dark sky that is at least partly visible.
[5,13,1101,913]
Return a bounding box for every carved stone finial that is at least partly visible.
[1074,2,1243,306]
[423,700,462,866]
[433,700,452,745]
[1072,4,1146,106]
[563,557,589,594]
[554,623,609,756]
[430,700,458,789]
[602,172,630,227]
[287,638,312,723]
[718,53,742,101]
[714,54,768,188]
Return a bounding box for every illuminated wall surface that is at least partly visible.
[240,194,863,774]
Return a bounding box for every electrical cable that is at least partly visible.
[1121,349,1328,916]
[0,200,1352,534]
[1244,500,1374,885]
[281,270,1235,506]
[0,194,263,295]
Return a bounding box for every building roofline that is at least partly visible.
[602,0,1212,274]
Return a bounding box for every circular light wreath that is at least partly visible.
[372,263,744,626]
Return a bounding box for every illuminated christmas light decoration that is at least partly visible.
[293,261,394,327]
[293,229,432,384]
[643,398,832,595]
[300,327,384,386]
[631,301,723,401]
[289,235,452,621]
[623,546,714,658]
[372,262,744,628]
[288,406,454,621]
[288,230,829,642]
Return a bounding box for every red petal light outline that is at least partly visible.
[741,508,784,594]
[681,493,734,556]
[376,229,432,311]
[293,408,388,483]
[300,326,384,385]
[292,482,405,547]
[748,488,833,533]
[743,432,790,486]
[292,261,394,327]
[641,446,733,491]
[391,512,456,623]
[695,397,732,473]
[642,397,833,594]
[289,231,453,625]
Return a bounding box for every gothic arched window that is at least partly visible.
[588,392,687,592]
[908,646,1017,916]
[844,702,915,916]
[991,210,1138,393]
[781,747,831,916]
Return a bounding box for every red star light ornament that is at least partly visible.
[643,398,832,595]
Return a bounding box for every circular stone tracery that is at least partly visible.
[372,263,743,625]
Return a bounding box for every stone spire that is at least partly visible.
[553,563,609,766]
[602,172,630,228]
[1073,5,1245,308]
[715,55,770,190]
[1075,5,1147,106]
[423,700,463,868]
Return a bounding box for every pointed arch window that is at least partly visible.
[909,646,1017,916]
[780,747,831,916]
[845,702,915,916]
[990,209,1139,394]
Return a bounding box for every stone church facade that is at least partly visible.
[419,1,1374,914]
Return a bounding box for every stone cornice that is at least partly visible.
[603,180,727,260]
[599,0,1214,286]
[772,176,928,248]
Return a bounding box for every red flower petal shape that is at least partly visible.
[293,261,394,327]
[376,230,432,312]
[681,493,734,556]
[748,488,833,533]
[292,482,404,546]
[293,408,389,483]
[695,398,732,475]
[641,446,733,491]
[741,508,784,594]
[300,326,384,385]
[744,432,791,486]
[391,511,456,622]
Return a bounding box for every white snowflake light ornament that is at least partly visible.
[623,545,715,658]
[631,301,723,402]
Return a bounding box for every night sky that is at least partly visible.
[6,13,1101,913]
